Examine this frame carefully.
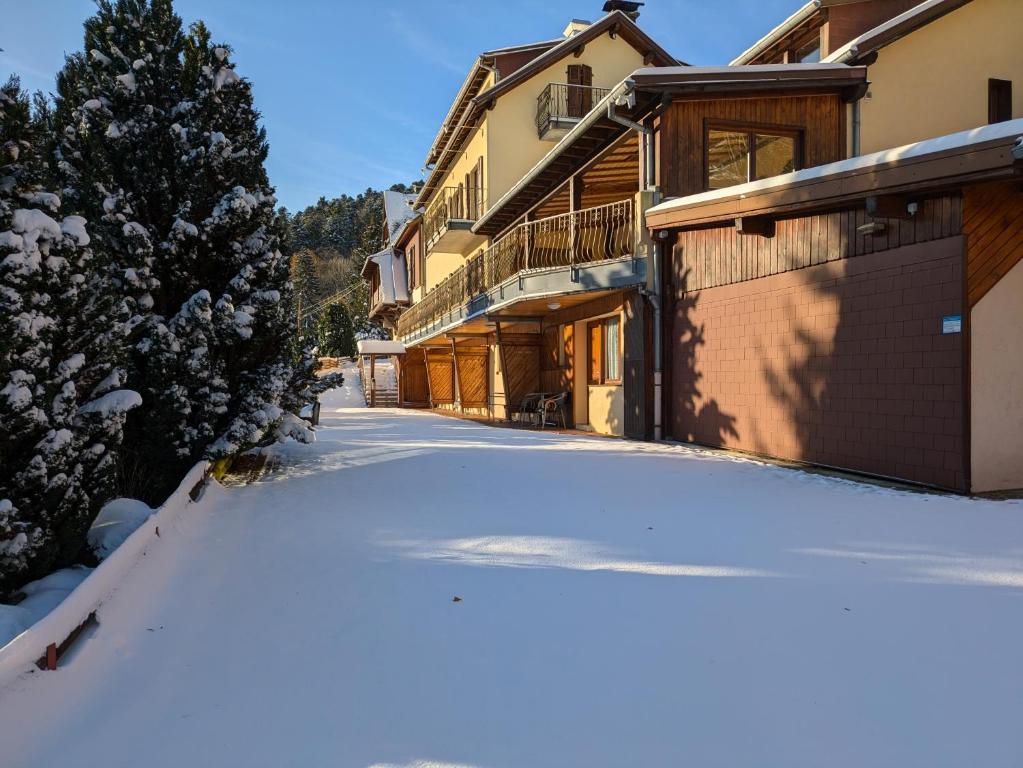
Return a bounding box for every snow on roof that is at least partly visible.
[823,0,968,63]
[357,340,406,355]
[382,191,419,246]
[368,247,410,306]
[646,118,1023,218]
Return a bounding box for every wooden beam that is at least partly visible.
[570,175,584,265]
[494,320,512,422]
[734,216,776,238]
[422,347,434,409]
[369,354,377,408]
[485,314,543,324]
[451,337,461,413]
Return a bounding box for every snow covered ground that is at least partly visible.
[1,361,1023,767]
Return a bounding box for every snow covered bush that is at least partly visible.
[0,78,139,594]
[52,3,315,503]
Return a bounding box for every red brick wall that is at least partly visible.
[670,236,966,490]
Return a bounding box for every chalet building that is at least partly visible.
[367,0,1022,493]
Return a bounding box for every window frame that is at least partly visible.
[703,119,804,191]
[587,315,622,386]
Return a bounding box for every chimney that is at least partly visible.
[563,19,591,37]
[602,1,644,21]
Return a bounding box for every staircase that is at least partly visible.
[363,356,399,408]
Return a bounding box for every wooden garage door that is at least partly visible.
[455,348,489,408]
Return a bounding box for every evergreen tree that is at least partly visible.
[0,77,138,593]
[317,303,357,358]
[53,1,312,503]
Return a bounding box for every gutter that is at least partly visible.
[730,0,821,65]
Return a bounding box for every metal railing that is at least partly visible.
[536,83,612,137]
[422,185,487,248]
[396,199,634,339]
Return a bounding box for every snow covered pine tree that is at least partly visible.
[53,1,319,503]
[0,78,139,594]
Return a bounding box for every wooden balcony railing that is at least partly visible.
[422,185,486,249]
[536,82,611,138]
[396,199,634,340]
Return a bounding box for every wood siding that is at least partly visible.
[964,180,1023,307]
[501,336,541,414]
[671,195,963,294]
[657,94,846,199]
[400,352,430,407]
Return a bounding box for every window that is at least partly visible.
[706,123,801,190]
[587,316,621,385]
[989,79,1012,124]
[796,42,821,63]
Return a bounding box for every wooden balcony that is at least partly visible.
[396,199,637,341]
[536,83,611,141]
[422,185,488,254]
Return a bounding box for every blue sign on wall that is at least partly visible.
[942,315,962,335]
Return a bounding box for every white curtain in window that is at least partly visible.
[605,317,620,381]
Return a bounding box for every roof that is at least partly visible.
[357,340,406,355]
[629,63,867,95]
[415,11,680,209]
[474,64,868,237]
[361,247,410,306]
[646,118,1023,229]
[382,190,419,246]
[472,12,679,108]
[823,0,973,63]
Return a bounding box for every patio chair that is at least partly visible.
[538,392,569,430]
[514,392,543,426]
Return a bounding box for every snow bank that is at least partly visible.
[87,498,155,559]
[0,462,209,688]
[0,568,93,650]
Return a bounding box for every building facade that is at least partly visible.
[366,0,1022,493]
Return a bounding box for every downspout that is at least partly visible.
[607,82,663,439]
[852,98,861,157]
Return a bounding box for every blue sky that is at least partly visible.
[1,0,796,212]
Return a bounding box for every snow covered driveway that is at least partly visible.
[2,372,1023,767]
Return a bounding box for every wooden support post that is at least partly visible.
[494,320,512,422]
[569,175,584,264]
[369,354,377,408]
[46,643,57,671]
[523,210,532,271]
[451,338,462,412]
[422,347,434,409]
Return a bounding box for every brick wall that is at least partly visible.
[670,236,966,490]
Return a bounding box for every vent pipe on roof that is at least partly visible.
[602,1,643,21]
[563,19,591,37]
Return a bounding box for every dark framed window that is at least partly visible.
[587,316,621,385]
[989,78,1012,124]
[705,121,802,190]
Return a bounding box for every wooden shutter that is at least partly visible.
[567,64,593,117]
[588,320,602,384]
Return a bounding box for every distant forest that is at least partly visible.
[283,183,419,335]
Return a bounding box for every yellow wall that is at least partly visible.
[970,256,1023,492]
[859,0,1023,154]
[487,33,646,204]
[588,384,624,437]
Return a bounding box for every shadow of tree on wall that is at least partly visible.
[671,270,739,446]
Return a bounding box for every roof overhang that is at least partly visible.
[646,120,1023,231]
[629,64,868,100]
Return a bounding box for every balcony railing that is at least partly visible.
[396,199,634,340]
[422,185,487,252]
[536,83,611,139]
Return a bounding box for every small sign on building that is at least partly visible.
[942,315,962,335]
